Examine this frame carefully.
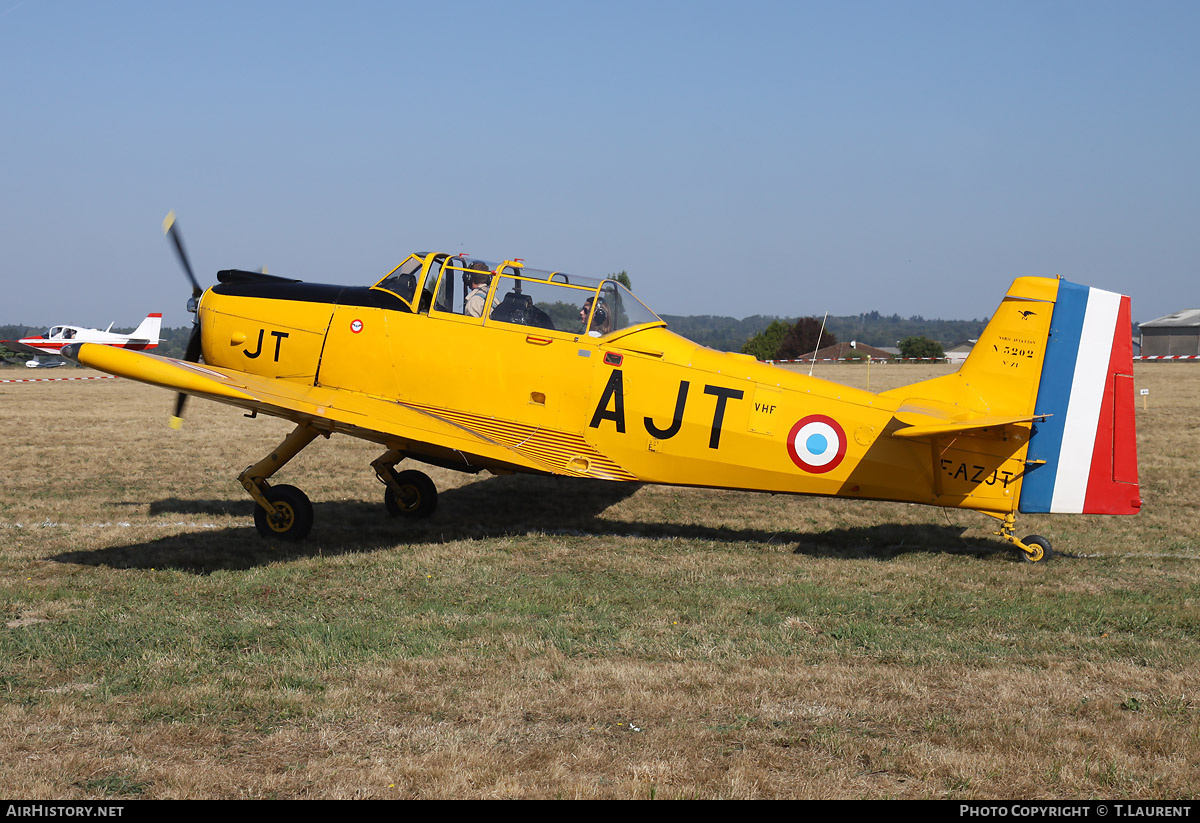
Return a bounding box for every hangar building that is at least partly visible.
[1139,309,1200,356]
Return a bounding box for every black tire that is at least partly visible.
[384,469,438,519]
[1020,534,1053,563]
[253,484,314,541]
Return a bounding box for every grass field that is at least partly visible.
[1,362,1197,799]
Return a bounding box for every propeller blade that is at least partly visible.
[163,210,203,298]
[170,315,204,429]
[170,393,188,430]
[182,322,202,362]
[164,213,206,429]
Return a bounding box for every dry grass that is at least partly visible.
[0,362,1197,799]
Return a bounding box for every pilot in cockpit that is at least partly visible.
[581,296,612,336]
[464,262,495,318]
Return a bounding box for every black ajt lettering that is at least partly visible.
[644,381,689,439]
[589,370,626,433]
[271,330,289,362]
[703,385,744,450]
[244,329,290,362]
[244,329,264,359]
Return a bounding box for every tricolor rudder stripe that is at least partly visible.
[1019,280,1140,514]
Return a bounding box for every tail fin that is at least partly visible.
[882,276,1140,516]
[1017,281,1140,514]
[130,313,163,345]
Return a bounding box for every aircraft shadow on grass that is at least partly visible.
[51,474,1020,575]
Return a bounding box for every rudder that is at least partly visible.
[1019,281,1141,514]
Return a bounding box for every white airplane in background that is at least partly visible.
[2,314,162,367]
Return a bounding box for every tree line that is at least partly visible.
[661,311,984,354]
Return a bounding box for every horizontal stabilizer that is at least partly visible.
[891,412,1047,440]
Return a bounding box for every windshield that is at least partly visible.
[374,257,423,304]
[484,266,662,336]
[589,279,660,335]
[373,254,663,336]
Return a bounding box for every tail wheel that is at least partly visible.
[253,484,314,541]
[384,469,438,519]
[1020,534,1053,563]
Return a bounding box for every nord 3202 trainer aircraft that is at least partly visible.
[64,214,1140,560]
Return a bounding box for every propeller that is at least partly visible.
[162,211,204,429]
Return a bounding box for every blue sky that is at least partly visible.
[2,0,1196,329]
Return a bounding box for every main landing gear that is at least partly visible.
[372,450,438,519]
[252,483,314,541]
[988,511,1054,563]
[238,426,439,541]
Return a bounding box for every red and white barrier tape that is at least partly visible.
[1,374,116,383]
[1134,355,1200,360]
[766,357,944,363]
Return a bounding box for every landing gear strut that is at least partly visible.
[238,434,443,540]
[239,424,322,541]
[372,450,438,519]
[989,511,1054,563]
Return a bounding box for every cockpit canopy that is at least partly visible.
[372,253,662,337]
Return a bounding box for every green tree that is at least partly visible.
[741,319,793,360]
[898,335,945,359]
[777,318,837,360]
[607,271,633,290]
[740,317,838,361]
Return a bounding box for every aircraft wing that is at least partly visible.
[1,341,52,357]
[62,342,631,480]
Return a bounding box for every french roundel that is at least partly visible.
[786,415,847,474]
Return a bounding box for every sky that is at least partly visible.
[2,0,1197,329]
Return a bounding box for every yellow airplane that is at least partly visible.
[63,214,1141,561]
